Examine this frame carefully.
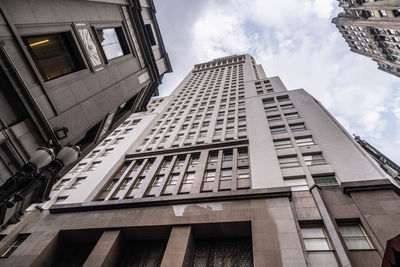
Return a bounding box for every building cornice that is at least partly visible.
[341,179,400,195]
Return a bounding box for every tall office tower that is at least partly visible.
[0,0,172,185]
[332,1,400,78]
[0,54,399,267]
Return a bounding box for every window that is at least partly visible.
[55,196,68,204]
[238,167,250,179]
[190,154,200,165]
[23,32,85,81]
[284,177,308,191]
[223,150,233,161]
[162,157,172,168]
[152,175,164,187]
[379,10,387,16]
[208,152,218,163]
[338,223,373,250]
[285,113,299,120]
[227,118,234,124]
[168,174,180,185]
[273,139,292,149]
[176,134,184,141]
[183,172,195,184]
[214,129,222,136]
[114,137,124,144]
[265,106,278,113]
[220,169,232,180]
[312,175,339,187]
[101,148,114,157]
[199,131,207,138]
[226,127,234,134]
[175,156,186,167]
[133,176,145,189]
[119,178,131,190]
[277,95,290,102]
[69,177,86,189]
[238,125,246,133]
[278,157,299,168]
[295,137,315,146]
[204,171,216,182]
[53,179,70,191]
[181,125,188,130]
[267,115,281,122]
[88,150,100,158]
[202,121,210,127]
[1,234,29,258]
[290,123,306,132]
[187,132,195,139]
[96,27,129,60]
[144,160,154,170]
[280,104,294,110]
[301,225,331,251]
[217,119,224,125]
[303,154,326,166]
[106,179,118,191]
[263,98,275,105]
[238,148,248,159]
[132,160,143,171]
[270,126,286,134]
[87,161,101,171]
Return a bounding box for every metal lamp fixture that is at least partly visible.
[0,145,80,224]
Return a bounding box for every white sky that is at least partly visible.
[154,0,400,163]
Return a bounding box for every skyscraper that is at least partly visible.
[332,1,400,78]
[1,54,399,267]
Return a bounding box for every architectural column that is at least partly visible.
[161,226,193,267]
[83,230,121,267]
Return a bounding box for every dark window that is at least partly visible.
[119,240,166,266]
[145,24,157,46]
[1,234,29,258]
[191,238,253,266]
[96,27,129,60]
[23,32,85,81]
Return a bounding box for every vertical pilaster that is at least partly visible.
[161,226,193,267]
[83,230,121,267]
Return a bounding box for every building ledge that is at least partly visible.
[341,179,400,195]
[49,187,291,214]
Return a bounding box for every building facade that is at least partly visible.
[0,55,399,266]
[0,0,172,187]
[332,1,400,77]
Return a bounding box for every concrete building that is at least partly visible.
[0,0,172,187]
[332,1,400,77]
[0,54,399,266]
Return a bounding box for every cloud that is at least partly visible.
[154,0,400,163]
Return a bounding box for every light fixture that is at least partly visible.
[29,39,49,47]
[56,145,80,166]
[28,147,55,168]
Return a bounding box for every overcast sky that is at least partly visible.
[154,0,400,163]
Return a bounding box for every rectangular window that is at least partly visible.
[280,104,294,110]
[119,178,131,190]
[168,174,180,185]
[217,119,224,125]
[265,106,278,113]
[267,115,282,122]
[238,148,248,159]
[270,126,286,134]
[223,150,233,161]
[101,148,114,157]
[87,161,101,171]
[263,98,275,105]
[301,225,331,251]
[1,234,29,258]
[88,150,100,158]
[190,154,200,165]
[53,179,70,191]
[338,223,373,250]
[132,160,143,171]
[152,175,164,187]
[274,139,292,149]
[226,127,234,134]
[23,32,85,81]
[69,177,86,189]
[204,170,216,182]
[278,157,299,168]
[208,152,218,163]
[284,177,308,191]
[238,167,250,179]
[214,129,222,136]
[133,176,145,189]
[295,137,315,146]
[183,172,195,184]
[238,125,246,133]
[162,157,172,168]
[199,131,207,138]
[285,113,300,120]
[303,154,326,166]
[175,156,186,167]
[187,133,195,139]
[277,95,290,102]
[96,27,129,60]
[290,123,306,132]
[220,169,232,180]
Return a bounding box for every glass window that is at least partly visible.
[23,32,85,81]
[88,150,100,158]
[204,170,216,182]
[183,172,195,184]
[223,150,233,161]
[1,234,29,258]
[274,139,292,149]
[290,123,306,132]
[96,27,129,60]
[101,148,114,157]
[53,179,70,191]
[270,126,286,134]
[168,174,180,185]
[238,167,250,179]
[267,115,281,122]
[280,104,294,110]
[263,98,275,105]
[220,169,232,180]
[265,106,279,113]
[208,152,218,163]
[284,177,308,191]
[119,178,131,190]
[301,226,331,251]
[69,177,86,189]
[106,179,118,191]
[278,157,299,168]
[152,175,164,187]
[285,113,300,120]
[190,154,200,165]
[277,95,290,102]
[133,176,145,189]
[175,156,186,167]
[238,148,248,159]
[338,224,373,250]
[295,137,315,146]
[87,161,101,171]
[303,154,326,166]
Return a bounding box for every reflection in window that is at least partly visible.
[24,32,85,81]
[301,225,331,251]
[97,28,129,60]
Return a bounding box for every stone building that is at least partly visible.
[0,55,399,266]
[332,0,400,77]
[0,0,172,186]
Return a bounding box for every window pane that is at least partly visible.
[343,237,372,250]
[24,33,84,81]
[301,227,326,238]
[304,239,330,251]
[97,28,128,60]
[338,225,364,237]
